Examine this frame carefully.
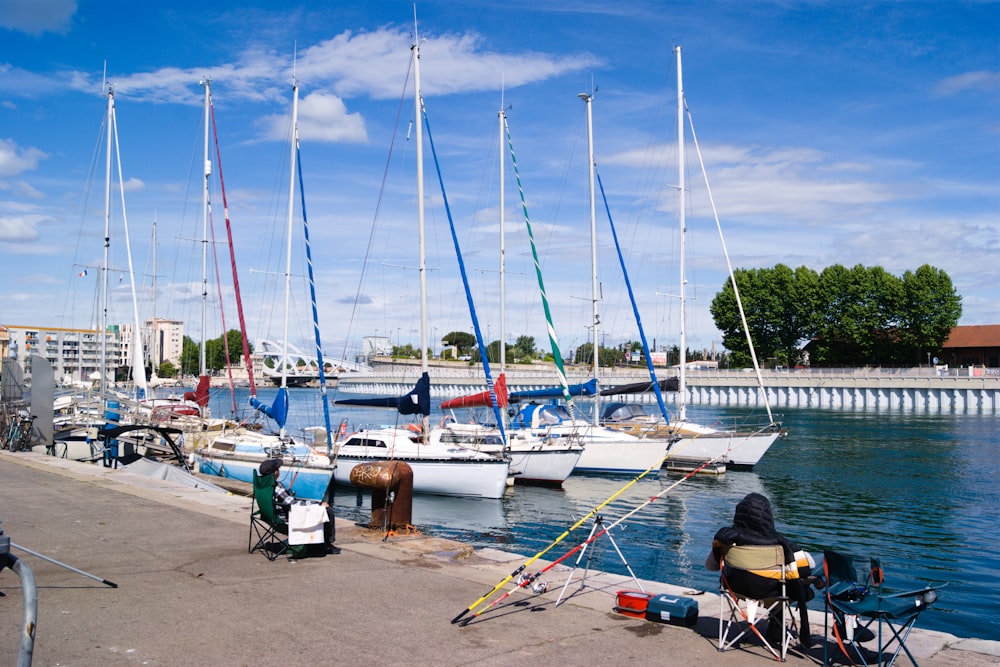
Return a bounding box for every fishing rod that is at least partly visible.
[450,449,670,625]
[457,448,729,625]
[449,424,738,625]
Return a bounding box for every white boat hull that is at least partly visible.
[668,427,780,469]
[573,438,670,474]
[332,456,509,499]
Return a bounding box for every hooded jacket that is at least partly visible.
[711,493,799,566]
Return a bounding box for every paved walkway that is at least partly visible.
[2,451,998,666]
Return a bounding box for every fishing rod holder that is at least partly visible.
[555,514,644,607]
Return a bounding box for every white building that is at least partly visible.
[144,318,184,371]
[1,324,123,384]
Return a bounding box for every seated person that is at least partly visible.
[706,492,814,646]
[259,458,340,555]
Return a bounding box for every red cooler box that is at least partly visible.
[644,593,699,627]
[614,590,654,618]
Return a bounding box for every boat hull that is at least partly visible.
[668,430,780,469]
[332,456,509,499]
[193,452,335,500]
[573,438,670,475]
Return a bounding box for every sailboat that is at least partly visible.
[190,79,335,500]
[45,85,157,461]
[499,96,671,475]
[329,24,511,499]
[600,46,783,471]
[432,105,583,486]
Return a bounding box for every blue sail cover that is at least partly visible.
[509,378,598,402]
[250,388,289,429]
[335,372,431,416]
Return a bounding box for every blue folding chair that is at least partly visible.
[822,550,939,667]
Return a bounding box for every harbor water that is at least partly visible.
[205,385,1000,641]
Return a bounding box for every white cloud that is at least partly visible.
[935,70,1000,96]
[0,213,42,242]
[0,138,46,177]
[0,0,76,35]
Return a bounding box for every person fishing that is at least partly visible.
[259,458,340,555]
[706,492,816,647]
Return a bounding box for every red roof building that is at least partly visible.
[940,325,1000,368]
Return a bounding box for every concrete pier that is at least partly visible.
[2,450,999,666]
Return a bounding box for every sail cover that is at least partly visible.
[509,378,598,402]
[441,374,508,410]
[251,387,289,429]
[599,377,679,396]
[335,372,431,416]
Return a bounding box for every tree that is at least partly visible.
[441,331,476,356]
[511,335,538,363]
[181,329,252,374]
[711,262,961,367]
[710,264,820,367]
[896,265,962,364]
[158,360,177,378]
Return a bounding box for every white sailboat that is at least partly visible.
[602,47,783,470]
[330,22,511,499]
[191,79,335,499]
[500,94,670,476]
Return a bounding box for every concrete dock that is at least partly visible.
[2,450,998,666]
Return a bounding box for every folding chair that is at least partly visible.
[823,550,939,667]
[249,470,292,560]
[718,544,797,661]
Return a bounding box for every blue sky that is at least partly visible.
[1,0,997,364]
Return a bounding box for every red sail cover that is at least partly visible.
[183,375,211,407]
[440,373,508,410]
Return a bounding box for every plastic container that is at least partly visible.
[644,594,699,627]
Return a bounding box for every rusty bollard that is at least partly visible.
[348,461,416,535]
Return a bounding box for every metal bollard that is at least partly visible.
[349,461,415,533]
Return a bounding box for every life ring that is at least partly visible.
[406,423,423,434]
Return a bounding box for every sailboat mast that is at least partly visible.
[413,19,429,373]
[580,91,600,426]
[200,81,210,379]
[150,217,157,379]
[101,87,113,395]
[282,81,299,401]
[499,105,506,372]
[675,45,687,423]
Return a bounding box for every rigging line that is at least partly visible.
[685,106,774,425]
[211,96,257,399]
[336,54,414,377]
[421,103,507,444]
[596,168,671,425]
[502,116,576,418]
[207,200,238,417]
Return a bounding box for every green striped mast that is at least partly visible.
[502,116,576,417]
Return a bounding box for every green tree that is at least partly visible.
[711,264,820,367]
[814,264,903,365]
[511,335,538,363]
[158,360,177,378]
[896,264,962,364]
[442,331,476,356]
